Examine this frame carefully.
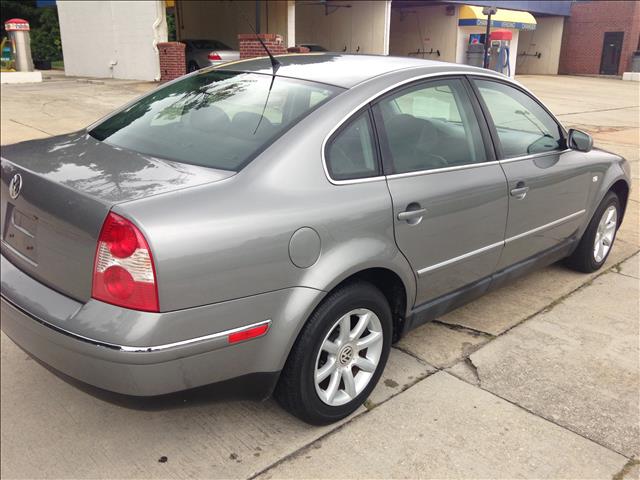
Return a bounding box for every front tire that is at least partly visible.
[275,282,392,425]
[566,191,620,273]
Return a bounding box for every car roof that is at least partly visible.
[214,53,495,88]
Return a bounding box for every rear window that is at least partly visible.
[90,71,341,171]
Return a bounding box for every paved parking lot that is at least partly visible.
[1,72,638,479]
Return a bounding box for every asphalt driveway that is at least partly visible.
[1,72,638,479]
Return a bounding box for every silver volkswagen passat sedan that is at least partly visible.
[0,54,631,424]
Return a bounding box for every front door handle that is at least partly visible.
[510,182,530,200]
[397,208,427,222]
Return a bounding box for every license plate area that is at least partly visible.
[3,203,38,263]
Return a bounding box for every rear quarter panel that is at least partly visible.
[116,74,428,312]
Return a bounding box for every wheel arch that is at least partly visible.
[609,179,629,225]
[329,267,409,343]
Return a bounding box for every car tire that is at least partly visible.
[275,281,392,425]
[565,191,620,273]
[187,61,199,73]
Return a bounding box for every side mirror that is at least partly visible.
[568,129,593,152]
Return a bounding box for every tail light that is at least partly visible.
[208,52,222,61]
[92,212,159,312]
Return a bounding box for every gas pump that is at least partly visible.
[488,30,512,76]
[3,18,34,72]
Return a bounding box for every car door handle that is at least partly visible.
[397,208,427,221]
[510,184,530,199]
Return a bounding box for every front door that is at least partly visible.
[600,32,624,75]
[373,77,508,306]
[471,78,592,269]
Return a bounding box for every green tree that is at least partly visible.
[30,7,61,61]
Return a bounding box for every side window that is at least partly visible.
[374,78,487,174]
[326,111,379,181]
[474,80,563,158]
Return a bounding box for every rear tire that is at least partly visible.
[565,191,620,273]
[275,281,392,425]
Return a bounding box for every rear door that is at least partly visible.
[373,77,508,306]
[471,78,592,269]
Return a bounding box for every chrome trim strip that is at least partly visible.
[1,293,271,353]
[416,209,586,276]
[417,241,504,276]
[505,210,585,244]
[499,149,572,164]
[386,160,500,180]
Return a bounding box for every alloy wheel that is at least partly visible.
[593,205,617,263]
[314,308,383,407]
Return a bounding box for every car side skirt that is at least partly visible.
[402,237,578,335]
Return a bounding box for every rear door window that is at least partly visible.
[373,78,487,174]
[90,71,342,171]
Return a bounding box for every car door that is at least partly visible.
[373,77,509,306]
[471,78,593,269]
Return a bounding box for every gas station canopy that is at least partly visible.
[458,5,537,30]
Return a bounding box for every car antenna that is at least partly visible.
[245,15,281,75]
[243,15,281,134]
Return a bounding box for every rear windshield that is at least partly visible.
[90,71,342,171]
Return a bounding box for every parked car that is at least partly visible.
[183,39,239,72]
[0,55,630,425]
[299,43,328,52]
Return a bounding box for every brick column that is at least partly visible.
[238,34,287,60]
[158,42,186,82]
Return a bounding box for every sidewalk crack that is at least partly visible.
[612,457,639,480]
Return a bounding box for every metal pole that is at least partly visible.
[483,12,492,69]
[256,0,261,33]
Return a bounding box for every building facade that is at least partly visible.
[60,0,633,82]
[559,0,640,76]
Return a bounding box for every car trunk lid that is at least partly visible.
[1,131,234,302]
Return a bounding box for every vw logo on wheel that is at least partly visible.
[8,174,22,200]
[339,344,354,365]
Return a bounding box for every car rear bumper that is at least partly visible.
[1,254,323,396]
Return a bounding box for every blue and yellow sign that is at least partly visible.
[458,5,537,31]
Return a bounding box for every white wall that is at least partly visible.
[57,0,166,81]
[516,16,564,75]
[389,4,458,62]
[456,26,520,78]
[295,1,390,54]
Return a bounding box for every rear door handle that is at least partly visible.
[510,182,530,199]
[397,208,427,221]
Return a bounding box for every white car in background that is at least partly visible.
[184,39,240,72]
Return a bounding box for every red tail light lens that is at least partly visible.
[208,52,222,61]
[92,212,159,312]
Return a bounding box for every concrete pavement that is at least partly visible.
[1,74,638,479]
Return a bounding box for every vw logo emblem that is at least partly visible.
[8,173,22,200]
[338,344,354,365]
